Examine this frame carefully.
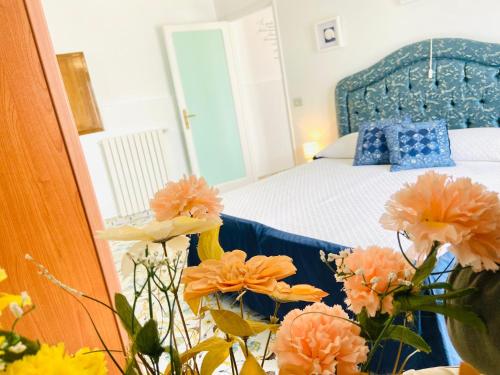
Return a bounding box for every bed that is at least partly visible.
[188,38,500,371]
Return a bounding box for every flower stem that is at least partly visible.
[261,302,280,367]
[397,349,420,374]
[161,241,200,374]
[239,297,249,357]
[147,273,154,319]
[391,319,406,375]
[362,315,395,372]
[215,293,238,375]
[397,232,418,270]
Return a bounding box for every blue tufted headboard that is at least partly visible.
[335,38,500,136]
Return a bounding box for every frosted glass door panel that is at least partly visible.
[172,30,246,186]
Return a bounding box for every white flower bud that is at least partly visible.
[327,253,337,262]
[8,342,27,354]
[339,249,351,258]
[20,291,30,306]
[370,277,381,284]
[335,274,345,282]
[319,250,326,258]
[9,303,23,319]
[398,279,413,287]
[355,268,364,276]
[387,272,397,282]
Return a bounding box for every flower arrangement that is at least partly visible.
[11,175,326,375]
[304,171,498,374]
[6,172,496,374]
[0,269,107,374]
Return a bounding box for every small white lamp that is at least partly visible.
[303,141,320,162]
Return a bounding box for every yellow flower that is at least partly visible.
[0,343,107,375]
[0,336,5,356]
[97,216,221,242]
[0,269,31,320]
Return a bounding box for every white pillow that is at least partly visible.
[317,132,358,159]
[449,128,500,161]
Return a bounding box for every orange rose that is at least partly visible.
[271,282,328,303]
[150,175,222,221]
[272,303,368,374]
[381,171,500,271]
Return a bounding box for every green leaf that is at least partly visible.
[357,309,390,341]
[396,287,479,311]
[124,359,139,375]
[432,288,478,301]
[200,340,233,375]
[384,325,431,353]
[420,282,452,291]
[115,293,142,336]
[418,304,486,332]
[240,353,266,374]
[165,345,182,375]
[135,319,164,358]
[412,248,437,285]
[210,309,275,337]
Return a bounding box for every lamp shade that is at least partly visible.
[303,141,320,161]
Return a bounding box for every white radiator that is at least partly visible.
[101,129,169,216]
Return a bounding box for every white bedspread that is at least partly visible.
[221,159,500,250]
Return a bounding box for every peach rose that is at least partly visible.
[182,250,296,302]
[340,246,414,317]
[150,175,222,221]
[380,171,500,271]
[272,302,368,375]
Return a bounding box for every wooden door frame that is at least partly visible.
[23,0,126,347]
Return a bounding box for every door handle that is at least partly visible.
[182,109,196,130]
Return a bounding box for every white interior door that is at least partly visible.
[164,22,255,191]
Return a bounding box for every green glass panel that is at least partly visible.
[172,30,246,186]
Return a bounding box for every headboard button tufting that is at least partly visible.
[336,38,500,136]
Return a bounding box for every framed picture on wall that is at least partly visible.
[315,16,344,51]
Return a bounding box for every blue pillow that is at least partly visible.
[384,120,455,172]
[353,118,411,166]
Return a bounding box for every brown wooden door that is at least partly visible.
[0,0,124,372]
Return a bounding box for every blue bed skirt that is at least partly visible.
[188,214,460,372]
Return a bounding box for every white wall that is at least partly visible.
[213,0,271,20]
[230,7,294,177]
[274,0,500,163]
[42,0,217,218]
